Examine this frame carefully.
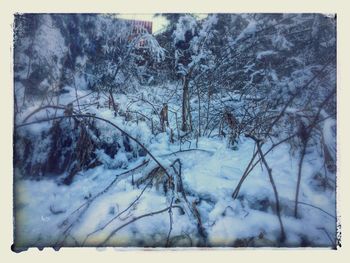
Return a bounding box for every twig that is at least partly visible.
[165,196,175,247]
[73,78,81,112]
[294,201,336,220]
[317,227,336,248]
[68,91,95,105]
[159,148,214,158]
[83,174,153,245]
[265,58,334,136]
[294,88,336,218]
[100,205,183,246]
[22,105,69,124]
[55,160,149,246]
[246,134,286,243]
[232,114,336,199]
[294,141,308,218]
[232,148,258,199]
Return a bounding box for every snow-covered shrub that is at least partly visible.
[14,115,149,184]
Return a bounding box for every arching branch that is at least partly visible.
[16,113,172,180]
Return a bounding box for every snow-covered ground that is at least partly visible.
[14,86,336,248]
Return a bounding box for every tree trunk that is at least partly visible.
[109,90,118,116]
[204,86,211,136]
[160,103,169,132]
[181,75,191,132]
[197,85,201,137]
[22,37,35,107]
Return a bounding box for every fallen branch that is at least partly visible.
[170,159,207,245]
[159,148,214,158]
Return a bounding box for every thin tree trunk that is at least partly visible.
[294,140,308,218]
[109,89,118,116]
[14,92,19,115]
[197,85,201,137]
[73,77,81,112]
[188,97,192,131]
[255,139,286,243]
[181,75,190,132]
[205,87,211,136]
[246,134,286,243]
[23,36,35,107]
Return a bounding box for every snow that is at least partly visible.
[173,15,197,43]
[96,149,129,169]
[199,15,218,38]
[14,92,336,247]
[272,33,294,50]
[36,15,67,64]
[322,117,336,161]
[256,50,277,59]
[232,20,257,45]
[13,14,336,249]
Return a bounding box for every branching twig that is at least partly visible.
[83,173,153,245]
[290,201,336,219]
[246,134,286,243]
[294,88,336,218]
[55,160,149,246]
[232,148,258,199]
[22,105,70,123]
[232,114,336,200]
[100,205,183,246]
[165,196,175,247]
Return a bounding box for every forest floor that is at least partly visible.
[14,85,337,248]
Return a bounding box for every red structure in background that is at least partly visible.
[122,19,152,34]
[122,19,153,47]
[130,20,152,34]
